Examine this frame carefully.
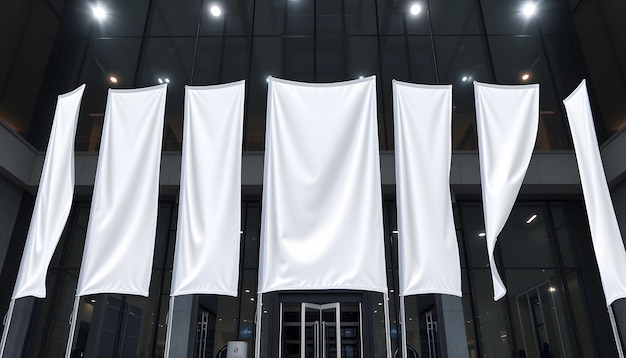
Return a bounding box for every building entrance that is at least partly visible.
[280,302,362,357]
[265,291,386,358]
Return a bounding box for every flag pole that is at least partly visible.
[608,304,625,358]
[383,292,392,358]
[0,298,16,356]
[64,295,80,358]
[400,295,408,358]
[254,292,262,358]
[164,296,175,358]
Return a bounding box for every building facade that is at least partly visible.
[1,0,626,357]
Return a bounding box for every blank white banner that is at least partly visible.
[564,80,626,305]
[474,82,539,300]
[12,85,85,299]
[258,76,387,293]
[76,84,166,297]
[393,81,461,297]
[171,81,245,297]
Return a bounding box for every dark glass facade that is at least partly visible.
[1,0,626,357]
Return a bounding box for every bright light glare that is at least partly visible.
[92,5,107,20]
[266,75,271,83]
[109,76,118,83]
[526,214,538,224]
[210,5,222,17]
[478,232,486,237]
[521,73,530,81]
[522,2,537,17]
[158,78,164,84]
[164,78,170,83]
[410,3,422,15]
[549,287,556,292]
[462,76,468,82]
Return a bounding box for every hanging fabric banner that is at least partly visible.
[12,85,85,299]
[76,84,166,297]
[170,81,245,297]
[393,81,461,297]
[474,82,539,300]
[563,80,626,305]
[258,76,387,293]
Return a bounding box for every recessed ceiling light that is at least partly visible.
[526,214,538,224]
[392,230,398,234]
[109,76,118,84]
[158,78,164,84]
[462,76,468,82]
[92,5,107,21]
[210,5,222,17]
[522,2,537,17]
[521,73,530,81]
[164,78,170,84]
[478,232,486,237]
[410,3,422,16]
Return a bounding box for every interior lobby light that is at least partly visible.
[158,78,164,84]
[410,3,422,16]
[109,76,118,84]
[92,5,107,21]
[210,5,222,17]
[462,76,470,82]
[522,2,537,17]
[526,214,538,224]
[478,232,486,237]
[164,78,170,83]
[521,73,531,81]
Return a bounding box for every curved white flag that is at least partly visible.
[12,85,85,299]
[564,80,626,305]
[259,76,387,293]
[393,81,461,297]
[474,82,539,300]
[171,81,245,297]
[76,85,166,297]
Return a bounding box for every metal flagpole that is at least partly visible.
[64,295,81,358]
[608,305,625,358]
[383,292,392,358]
[400,295,408,358]
[164,296,175,358]
[0,298,16,356]
[254,292,262,358]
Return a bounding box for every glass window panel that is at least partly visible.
[200,0,254,36]
[243,204,261,269]
[316,36,379,82]
[377,0,430,35]
[316,0,377,35]
[254,0,314,35]
[461,204,489,268]
[499,206,556,268]
[489,36,570,149]
[550,205,577,268]
[407,36,437,83]
[150,0,201,36]
[471,269,514,357]
[430,0,481,35]
[91,0,150,38]
[480,0,539,35]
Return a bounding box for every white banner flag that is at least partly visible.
[258,76,387,293]
[12,85,85,299]
[564,80,626,305]
[474,82,539,300]
[393,81,461,297]
[76,85,166,297]
[171,81,245,297]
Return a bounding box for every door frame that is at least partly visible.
[263,290,379,358]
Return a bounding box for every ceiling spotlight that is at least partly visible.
[164,78,170,83]
[522,2,537,17]
[158,78,164,84]
[462,76,469,82]
[478,232,486,237]
[109,76,118,84]
[392,230,399,234]
[526,214,538,224]
[210,5,222,17]
[521,73,530,81]
[410,3,422,16]
[359,75,364,79]
[549,287,556,292]
[92,5,107,20]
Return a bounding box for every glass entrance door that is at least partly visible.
[281,302,363,358]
